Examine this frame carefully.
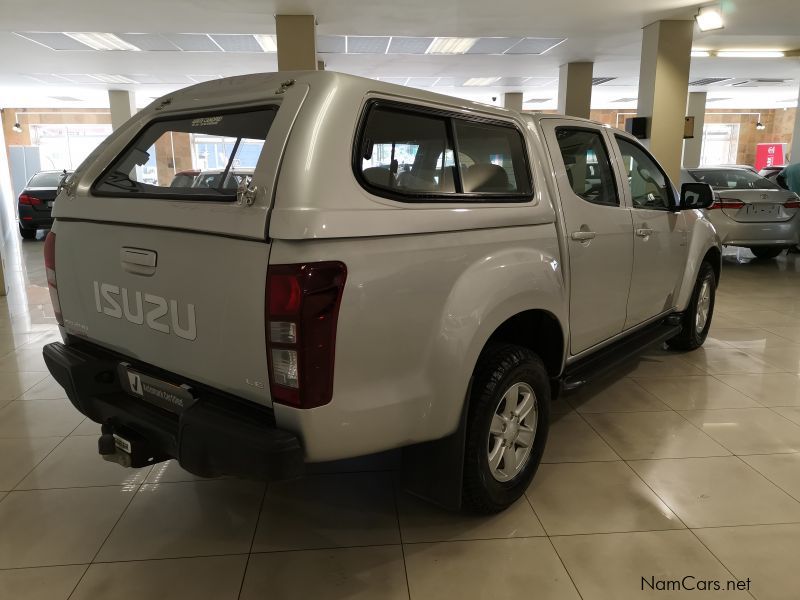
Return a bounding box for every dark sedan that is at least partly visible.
[18,170,72,240]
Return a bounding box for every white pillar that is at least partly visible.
[683,91,707,169]
[108,90,136,131]
[276,15,317,71]
[503,92,523,112]
[636,20,694,183]
[558,62,593,119]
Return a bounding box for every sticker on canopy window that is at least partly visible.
[191,116,223,127]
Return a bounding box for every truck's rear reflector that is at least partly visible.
[43,232,63,325]
[266,262,346,409]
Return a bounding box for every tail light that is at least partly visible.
[43,232,63,325]
[266,262,346,409]
[19,194,42,206]
[784,197,800,209]
[709,197,745,210]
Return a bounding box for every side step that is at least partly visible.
[561,317,682,392]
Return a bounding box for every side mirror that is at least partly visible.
[680,182,714,210]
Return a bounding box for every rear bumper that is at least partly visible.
[43,341,304,481]
[712,215,800,247]
[18,206,53,229]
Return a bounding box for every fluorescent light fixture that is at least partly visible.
[463,77,500,86]
[64,32,140,51]
[717,50,785,58]
[254,34,277,52]
[691,50,711,58]
[90,73,138,84]
[695,6,724,32]
[426,37,478,54]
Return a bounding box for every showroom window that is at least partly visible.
[93,107,277,200]
[616,136,675,210]
[356,102,532,202]
[554,127,618,206]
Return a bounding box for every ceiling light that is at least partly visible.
[426,37,478,54]
[12,123,22,133]
[695,7,724,32]
[691,50,711,58]
[254,34,277,52]
[717,50,785,58]
[463,77,500,86]
[64,32,140,51]
[90,74,138,84]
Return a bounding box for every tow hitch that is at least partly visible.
[98,424,169,469]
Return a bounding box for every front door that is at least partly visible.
[542,121,634,355]
[612,135,688,328]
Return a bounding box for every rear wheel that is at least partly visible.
[18,225,36,240]
[667,261,716,351]
[463,343,550,514]
[749,247,784,259]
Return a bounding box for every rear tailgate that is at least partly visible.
[51,76,309,407]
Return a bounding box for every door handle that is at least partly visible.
[570,231,596,241]
[635,228,654,237]
[121,247,157,276]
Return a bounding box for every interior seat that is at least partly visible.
[463,163,510,193]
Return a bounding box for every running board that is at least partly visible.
[561,318,682,392]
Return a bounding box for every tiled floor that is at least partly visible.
[1,236,800,599]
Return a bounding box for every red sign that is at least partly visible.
[755,143,787,171]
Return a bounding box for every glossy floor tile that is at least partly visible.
[694,524,800,600]
[2,214,800,594]
[629,456,800,528]
[72,556,248,600]
[527,461,683,535]
[404,538,581,600]
[552,530,745,600]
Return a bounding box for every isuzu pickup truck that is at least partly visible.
[43,71,720,513]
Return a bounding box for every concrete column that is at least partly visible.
[636,20,694,183]
[682,91,707,168]
[276,15,317,71]
[557,62,593,119]
[503,92,523,112]
[108,90,135,131]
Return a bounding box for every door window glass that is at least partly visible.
[616,137,675,210]
[555,128,618,206]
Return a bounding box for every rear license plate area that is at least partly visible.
[117,362,197,415]
[745,204,777,217]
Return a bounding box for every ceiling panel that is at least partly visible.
[161,33,219,52]
[14,32,91,51]
[505,37,565,54]
[387,37,433,54]
[209,34,262,52]
[115,33,177,51]
[347,36,390,54]
[317,35,346,54]
[466,37,522,54]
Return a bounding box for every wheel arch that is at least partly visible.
[483,309,565,378]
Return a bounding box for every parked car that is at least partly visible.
[682,167,800,259]
[759,165,788,190]
[192,168,254,190]
[42,72,720,513]
[169,170,201,188]
[17,170,72,240]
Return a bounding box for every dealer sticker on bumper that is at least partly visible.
[117,363,197,415]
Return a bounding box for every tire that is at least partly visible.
[749,247,784,259]
[666,261,716,351]
[463,343,550,514]
[18,225,36,240]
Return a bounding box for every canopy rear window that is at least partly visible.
[93,107,277,200]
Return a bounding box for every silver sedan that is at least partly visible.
[682,167,800,259]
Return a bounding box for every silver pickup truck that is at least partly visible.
[42,71,720,513]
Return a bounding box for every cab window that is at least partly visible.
[616,137,675,210]
[554,127,618,206]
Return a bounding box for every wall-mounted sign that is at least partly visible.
[755,143,787,171]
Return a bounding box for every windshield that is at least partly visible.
[28,172,67,187]
[689,169,780,191]
[93,106,277,200]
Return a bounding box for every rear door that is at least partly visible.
[52,86,308,407]
[541,119,634,354]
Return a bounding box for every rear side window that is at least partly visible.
[356,103,532,202]
[554,127,618,206]
[93,107,277,200]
